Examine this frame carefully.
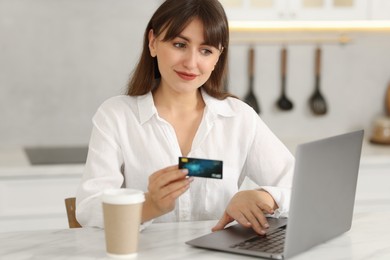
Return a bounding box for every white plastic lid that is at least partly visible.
[102,188,145,205]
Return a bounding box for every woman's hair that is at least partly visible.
[126,0,232,99]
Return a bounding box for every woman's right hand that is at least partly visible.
[142,165,193,222]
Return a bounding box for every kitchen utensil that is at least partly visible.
[244,47,260,114]
[309,47,327,115]
[276,47,294,111]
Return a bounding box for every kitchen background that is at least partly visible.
[1,0,390,233]
[1,0,390,148]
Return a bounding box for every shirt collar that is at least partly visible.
[137,88,236,125]
[200,88,235,118]
[137,92,156,125]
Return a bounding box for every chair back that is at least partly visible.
[65,197,82,228]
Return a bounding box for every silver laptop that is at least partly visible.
[186,130,364,259]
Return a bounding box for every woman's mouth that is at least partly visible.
[175,71,198,81]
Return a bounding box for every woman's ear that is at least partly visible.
[148,29,157,58]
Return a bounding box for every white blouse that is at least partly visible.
[76,89,294,228]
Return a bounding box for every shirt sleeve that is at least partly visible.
[243,113,295,217]
[75,105,125,228]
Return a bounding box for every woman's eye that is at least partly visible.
[173,42,186,48]
[201,49,213,56]
[201,48,213,56]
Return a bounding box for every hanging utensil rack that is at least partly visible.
[230,34,352,46]
[227,18,390,46]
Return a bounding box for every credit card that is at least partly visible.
[178,157,223,179]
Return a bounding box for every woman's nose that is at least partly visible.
[183,49,197,69]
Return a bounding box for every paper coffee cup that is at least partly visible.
[102,188,145,259]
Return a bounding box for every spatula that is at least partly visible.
[309,47,327,115]
[277,47,294,111]
[244,47,260,114]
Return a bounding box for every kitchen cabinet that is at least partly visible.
[369,0,390,19]
[219,0,285,20]
[0,171,82,233]
[289,0,368,20]
[220,0,369,21]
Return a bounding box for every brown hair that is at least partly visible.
[126,0,233,99]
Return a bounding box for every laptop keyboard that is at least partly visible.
[230,226,286,254]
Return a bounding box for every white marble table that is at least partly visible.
[1,207,390,260]
[1,140,389,259]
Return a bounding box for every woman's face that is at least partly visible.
[148,18,222,95]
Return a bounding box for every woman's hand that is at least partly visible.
[212,190,277,235]
[142,165,193,223]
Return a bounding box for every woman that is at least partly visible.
[76,0,294,235]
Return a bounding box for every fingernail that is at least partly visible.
[260,230,266,235]
[188,177,194,183]
[264,223,269,228]
[181,169,188,174]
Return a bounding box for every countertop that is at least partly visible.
[1,209,390,260]
[0,137,389,259]
[0,147,85,177]
[0,137,389,178]
[283,137,390,167]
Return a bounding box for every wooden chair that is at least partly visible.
[64,197,82,228]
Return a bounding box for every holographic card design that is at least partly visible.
[178,157,223,179]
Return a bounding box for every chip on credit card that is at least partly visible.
[178,157,223,179]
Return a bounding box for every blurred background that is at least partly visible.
[1,0,390,233]
[1,0,390,147]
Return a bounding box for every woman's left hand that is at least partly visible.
[211,190,277,235]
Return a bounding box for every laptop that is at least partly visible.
[186,130,364,259]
